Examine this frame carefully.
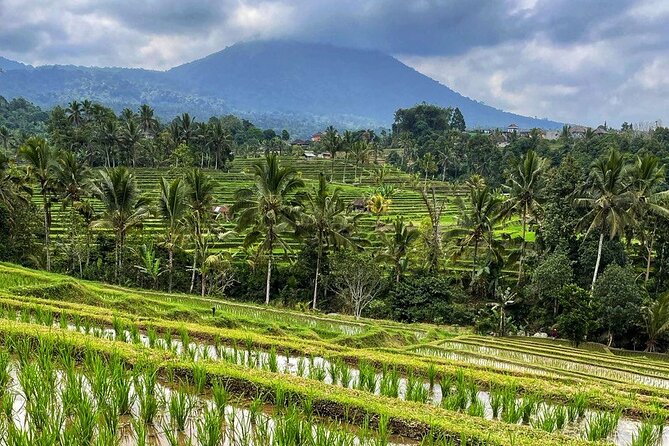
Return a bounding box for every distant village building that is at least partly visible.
[505,123,519,134]
[311,132,322,143]
[320,152,332,159]
[291,139,310,147]
[543,130,560,140]
[569,125,588,138]
[351,198,368,211]
[302,151,316,160]
[593,125,608,136]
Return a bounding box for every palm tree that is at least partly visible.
[135,243,162,290]
[420,153,437,186]
[20,137,57,271]
[57,151,90,275]
[119,119,142,168]
[66,101,84,127]
[447,185,504,275]
[322,126,340,181]
[206,120,233,170]
[233,154,304,305]
[297,173,358,309]
[502,150,546,281]
[138,104,159,136]
[575,150,635,289]
[350,140,370,183]
[158,177,187,292]
[0,152,31,214]
[643,293,669,352]
[184,169,215,293]
[341,130,355,182]
[98,120,119,168]
[177,113,197,146]
[627,154,669,283]
[420,186,448,272]
[368,193,391,226]
[91,167,150,283]
[378,217,420,282]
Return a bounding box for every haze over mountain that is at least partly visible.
[0,41,561,135]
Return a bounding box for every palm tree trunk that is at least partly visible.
[265,253,272,305]
[312,244,321,310]
[645,224,657,283]
[201,270,206,297]
[518,206,527,283]
[42,190,51,272]
[168,243,174,293]
[190,253,197,293]
[592,232,605,290]
[473,238,479,274]
[342,156,347,183]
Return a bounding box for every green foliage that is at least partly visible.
[526,250,573,327]
[557,284,593,347]
[385,274,473,325]
[592,264,646,347]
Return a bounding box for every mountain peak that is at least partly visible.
[0,40,561,132]
[0,56,29,71]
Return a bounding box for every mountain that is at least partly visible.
[0,57,29,71]
[0,41,561,134]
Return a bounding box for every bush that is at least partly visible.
[525,250,573,328]
[557,284,593,347]
[592,264,646,347]
[385,274,473,325]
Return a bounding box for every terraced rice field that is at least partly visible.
[36,157,528,261]
[0,262,666,445]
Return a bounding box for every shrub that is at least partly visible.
[385,274,473,325]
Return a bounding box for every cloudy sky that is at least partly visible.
[1,0,668,126]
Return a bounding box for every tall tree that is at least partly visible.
[66,101,84,127]
[575,150,635,289]
[627,154,669,283]
[206,120,233,170]
[98,120,119,168]
[297,174,358,309]
[119,119,142,168]
[91,167,150,282]
[57,151,90,275]
[450,107,466,131]
[378,217,420,282]
[322,126,340,181]
[502,150,547,281]
[20,137,57,271]
[341,130,355,182]
[233,154,304,305]
[138,104,159,136]
[420,186,448,272]
[447,184,504,275]
[184,169,216,293]
[350,140,370,183]
[158,177,187,292]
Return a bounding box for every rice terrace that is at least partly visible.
[2,2,669,446]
